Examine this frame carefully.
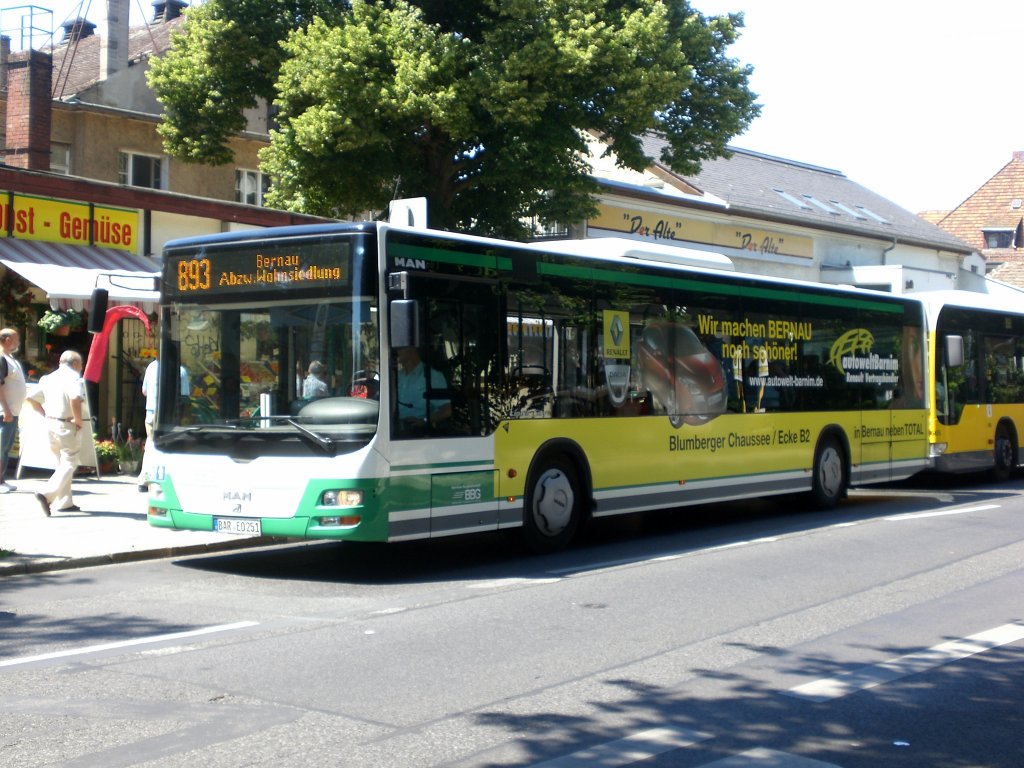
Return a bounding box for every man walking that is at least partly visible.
[26,350,86,515]
[0,328,27,493]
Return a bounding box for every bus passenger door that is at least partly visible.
[394,273,504,535]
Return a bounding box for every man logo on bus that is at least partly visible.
[828,329,874,374]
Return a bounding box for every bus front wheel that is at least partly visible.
[523,457,582,553]
[810,436,846,509]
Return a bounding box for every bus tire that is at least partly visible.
[523,456,582,553]
[810,435,846,509]
[992,423,1017,481]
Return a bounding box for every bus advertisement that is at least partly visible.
[145,222,929,551]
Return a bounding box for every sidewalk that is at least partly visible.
[0,471,273,576]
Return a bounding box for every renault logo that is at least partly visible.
[610,314,624,346]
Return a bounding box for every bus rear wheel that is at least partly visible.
[523,457,582,553]
[992,424,1016,481]
[810,436,846,509]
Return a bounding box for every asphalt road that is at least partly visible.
[1,473,1023,767]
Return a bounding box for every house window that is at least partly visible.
[532,218,568,238]
[829,200,867,220]
[235,169,268,206]
[983,228,1014,249]
[118,151,166,189]
[51,143,71,175]
[855,205,890,225]
[802,195,840,215]
[773,188,812,211]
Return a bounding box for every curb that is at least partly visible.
[0,536,287,577]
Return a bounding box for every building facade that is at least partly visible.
[581,134,988,296]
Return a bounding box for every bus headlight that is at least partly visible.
[317,515,362,527]
[320,489,363,507]
[929,442,948,457]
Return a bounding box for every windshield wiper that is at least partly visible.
[159,417,338,455]
[223,414,339,455]
[158,423,240,447]
[284,417,338,455]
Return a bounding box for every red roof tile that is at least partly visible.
[934,152,1024,253]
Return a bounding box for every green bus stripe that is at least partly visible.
[391,461,495,472]
[538,261,904,313]
[389,242,499,269]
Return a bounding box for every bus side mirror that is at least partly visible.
[390,299,419,349]
[88,288,109,333]
[944,334,964,368]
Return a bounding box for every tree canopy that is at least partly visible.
[148,0,758,239]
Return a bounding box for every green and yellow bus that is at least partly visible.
[924,290,1024,479]
[146,222,929,551]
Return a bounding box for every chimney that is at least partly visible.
[4,49,52,171]
[0,36,10,92]
[101,0,130,80]
[1014,151,1024,163]
[152,1,188,23]
[60,18,97,45]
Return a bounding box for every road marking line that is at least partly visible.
[0,621,259,668]
[702,747,841,766]
[468,577,562,589]
[527,726,711,767]
[885,504,1000,521]
[786,622,1024,702]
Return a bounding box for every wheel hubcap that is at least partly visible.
[533,469,573,535]
[819,446,842,497]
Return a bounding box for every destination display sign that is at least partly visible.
[164,241,350,298]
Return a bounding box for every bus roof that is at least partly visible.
[523,237,736,271]
[915,288,1024,315]
[162,222,372,251]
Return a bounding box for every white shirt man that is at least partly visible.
[27,350,86,515]
[0,327,27,493]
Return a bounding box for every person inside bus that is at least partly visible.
[302,360,330,399]
[396,346,451,429]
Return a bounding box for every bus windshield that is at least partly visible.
[154,230,379,454]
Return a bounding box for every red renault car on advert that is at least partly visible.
[637,321,727,428]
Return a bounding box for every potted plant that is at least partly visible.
[93,439,120,473]
[37,308,84,336]
[116,432,144,474]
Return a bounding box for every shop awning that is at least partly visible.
[0,238,159,310]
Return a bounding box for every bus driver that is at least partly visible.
[396,346,451,429]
